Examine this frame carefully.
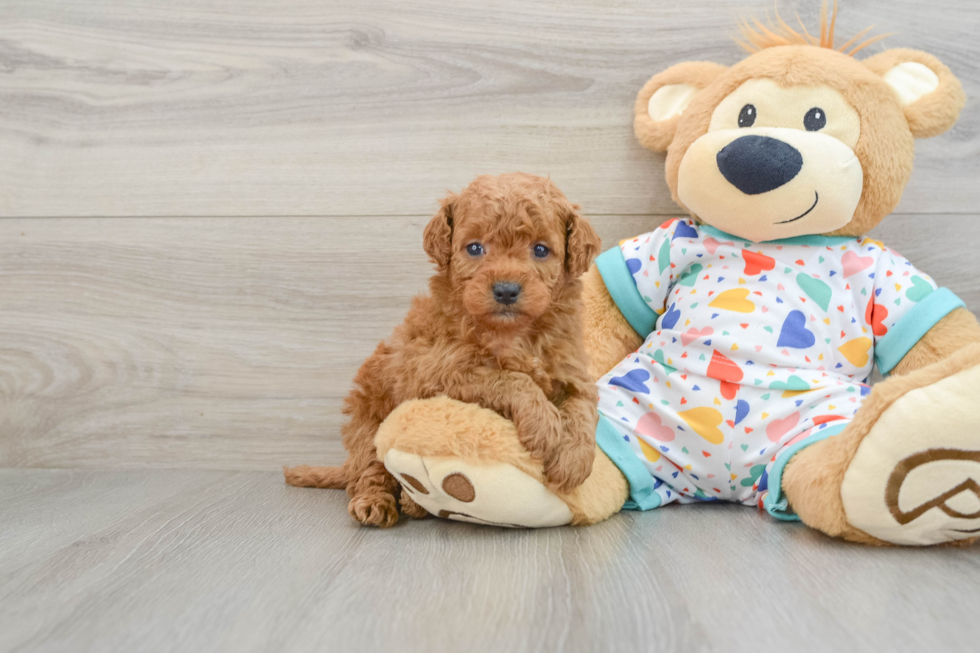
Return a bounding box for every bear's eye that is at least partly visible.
[804,107,826,131]
[532,244,550,259]
[738,104,756,128]
[466,242,485,257]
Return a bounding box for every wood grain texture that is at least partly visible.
[0,468,978,653]
[1,213,979,470]
[1,0,978,218]
[2,3,980,649]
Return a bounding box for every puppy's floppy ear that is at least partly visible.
[423,192,456,271]
[562,201,600,278]
[862,48,966,138]
[634,61,728,152]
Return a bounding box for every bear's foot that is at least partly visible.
[385,449,573,527]
[786,344,980,546]
[841,356,980,545]
[375,397,628,528]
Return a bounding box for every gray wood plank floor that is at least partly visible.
[2,468,979,653]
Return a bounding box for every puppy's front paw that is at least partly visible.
[349,491,400,528]
[544,440,595,494]
[514,402,563,458]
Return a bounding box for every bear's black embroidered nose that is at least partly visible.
[716,135,803,195]
[493,282,521,305]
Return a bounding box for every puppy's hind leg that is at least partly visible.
[284,459,401,528]
[347,459,401,528]
[341,349,402,528]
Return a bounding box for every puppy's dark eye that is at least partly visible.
[533,244,550,259]
[738,104,756,128]
[804,107,826,131]
[466,242,484,257]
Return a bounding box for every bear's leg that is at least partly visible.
[779,343,980,546]
[376,397,629,527]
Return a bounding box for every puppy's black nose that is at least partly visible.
[716,135,803,195]
[493,282,521,305]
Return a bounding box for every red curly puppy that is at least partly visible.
[285,172,602,527]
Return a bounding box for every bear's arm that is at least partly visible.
[581,264,644,382]
[891,307,980,376]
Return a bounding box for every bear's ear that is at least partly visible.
[862,48,966,138]
[634,61,728,152]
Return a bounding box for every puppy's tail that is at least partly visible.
[283,464,347,489]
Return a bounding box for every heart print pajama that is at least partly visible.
[592,218,964,518]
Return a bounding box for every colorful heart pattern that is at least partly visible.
[776,310,815,349]
[637,412,675,442]
[709,288,756,313]
[865,296,889,337]
[598,219,944,509]
[678,407,725,445]
[660,303,682,330]
[681,326,714,346]
[765,411,800,442]
[906,275,934,302]
[678,264,703,287]
[609,369,651,393]
[841,250,873,278]
[743,250,775,275]
[795,273,831,312]
[838,337,872,367]
[636,437,662,462]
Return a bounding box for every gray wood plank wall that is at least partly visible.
[2,0,979,470]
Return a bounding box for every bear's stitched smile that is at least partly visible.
[775,191,819,225]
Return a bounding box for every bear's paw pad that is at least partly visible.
[842,363,980,545]
[384,449,573,528]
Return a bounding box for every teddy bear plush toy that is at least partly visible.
[377,5,980,546]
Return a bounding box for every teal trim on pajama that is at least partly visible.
[875,287,965,375]
[595,417,662,511]
[763,423,849,521]
[595,246,658,338]
[699,224,857,247]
